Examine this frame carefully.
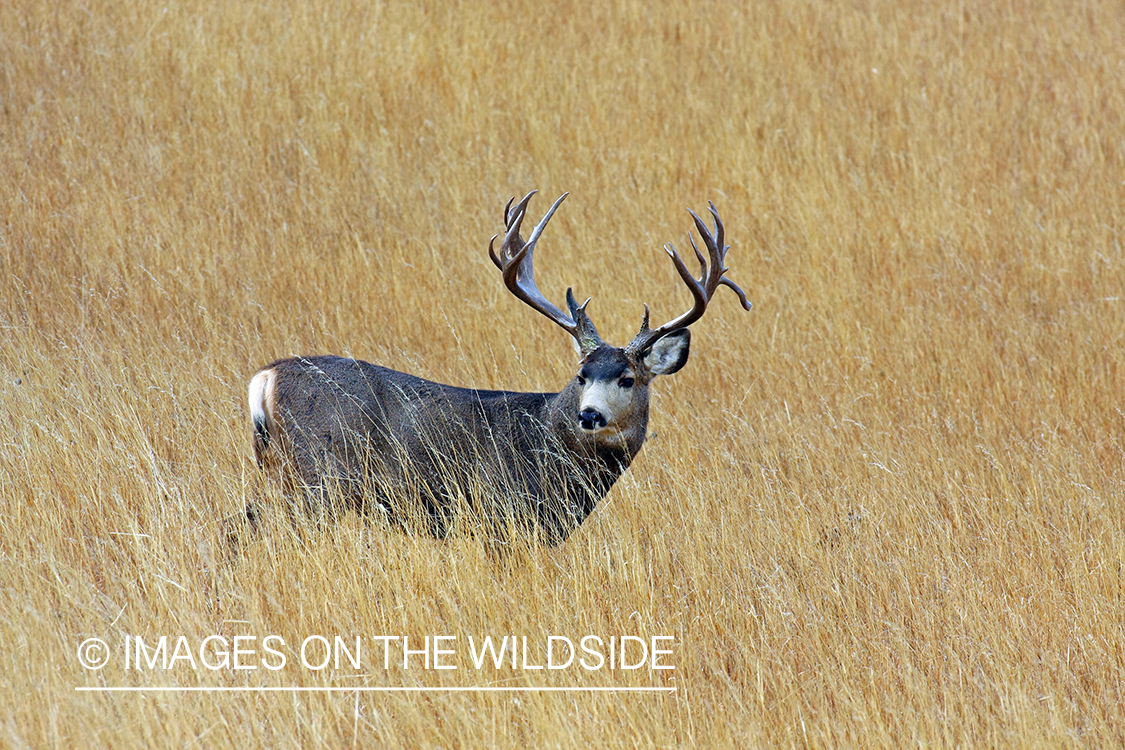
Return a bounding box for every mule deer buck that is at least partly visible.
[243,191,750,546]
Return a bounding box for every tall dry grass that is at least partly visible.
[2,0,1124,747]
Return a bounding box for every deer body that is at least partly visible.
[244,192,749,545]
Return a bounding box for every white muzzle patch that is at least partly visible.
[579,381,632,433]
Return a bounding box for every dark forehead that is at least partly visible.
[579,346,632,380]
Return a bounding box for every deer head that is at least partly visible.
[489,191,752,454]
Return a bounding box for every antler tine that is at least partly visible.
[661,240,709,326]
[489,191,537,271]
[506,190,537,228]
[524,191,568,254]
[489,192,603,353]
[688,235,707,278]
[625,203,751,356]
[687,206,723,281]
[707,201,724,257]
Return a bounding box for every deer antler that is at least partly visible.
[624,202,751,356]
[489,191,603,354]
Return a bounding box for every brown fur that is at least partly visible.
[242,336,688,546]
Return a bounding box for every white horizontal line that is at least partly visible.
[76,686,675,693]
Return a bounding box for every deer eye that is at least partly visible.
[576,375,586,386]
[619,377,634,388]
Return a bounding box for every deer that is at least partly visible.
[240,191,751,546]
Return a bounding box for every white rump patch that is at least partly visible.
[248,368,277,429]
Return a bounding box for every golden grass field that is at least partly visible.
[3,0,1124,746]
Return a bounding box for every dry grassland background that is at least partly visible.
[3,0,1124,747]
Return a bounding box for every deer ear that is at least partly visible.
[643,329,691,376]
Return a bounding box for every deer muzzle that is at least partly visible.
[578,408,608,431]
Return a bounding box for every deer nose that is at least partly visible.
[578,408,607,431]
